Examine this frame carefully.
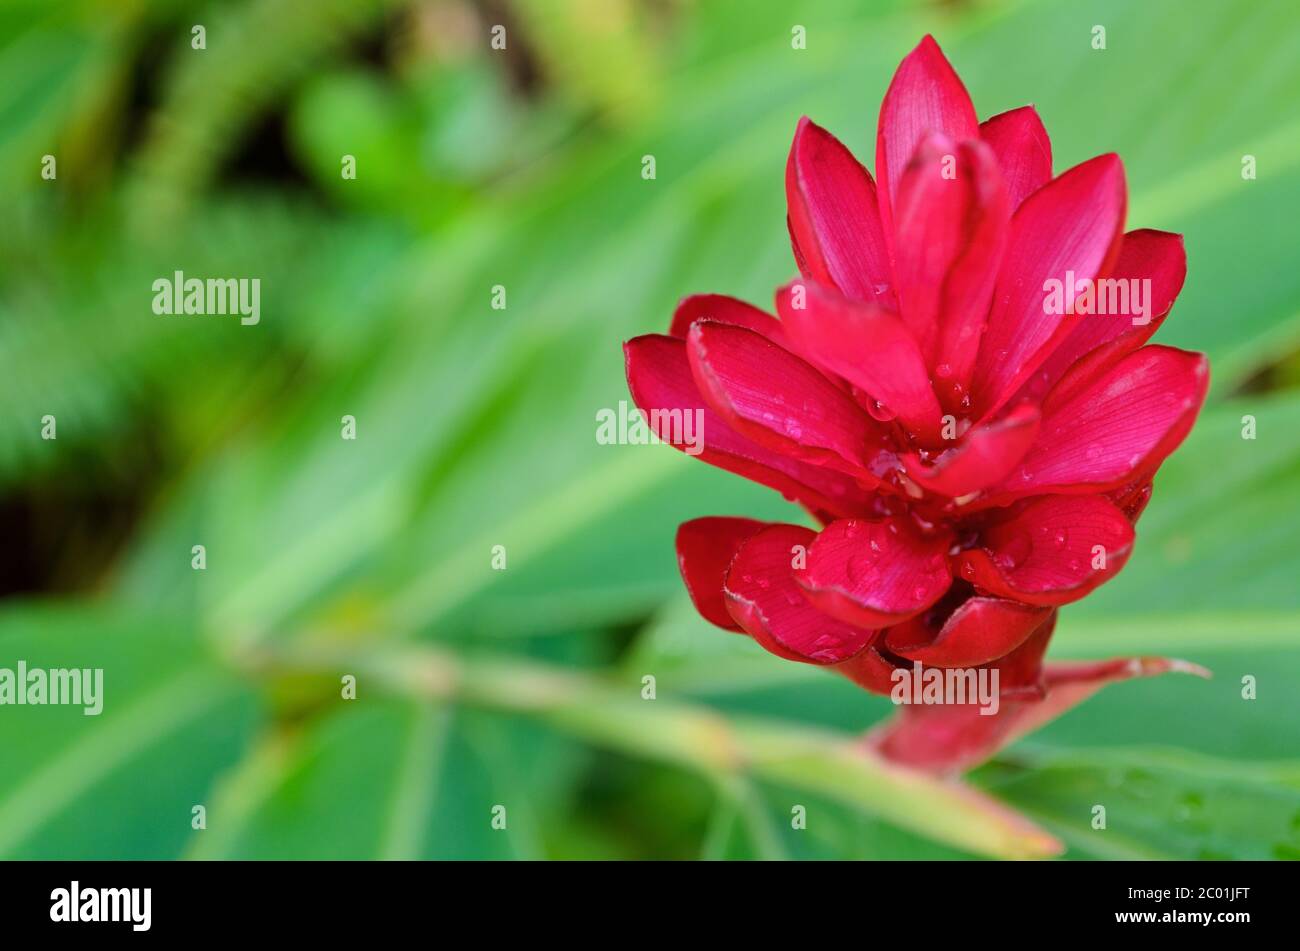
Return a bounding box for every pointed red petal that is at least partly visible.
[795,517,952,628]
[901,403,1040,498]
[929,142,1012,402]
[1014,229,1187,405]
[870,651,1209,775]
[956,495,1135,606]
[723,524,875,664]
[786,117,892,304]
[978,105,1052,210]
[775,280,943,444]
[624,334,879,516]
[875,35,979,243]
[971,154,1128,418]
[981,345,1209,501]
[668,294,787,342]
[676,517,769,631]
[892,135,1010,380]
[885,594,1052,668]
[686,320,885,476]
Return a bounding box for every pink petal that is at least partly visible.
[970,154,1128,419]
[1012,229,1187,405]
[892,135,1010,387]
[723,524,875,664]
[883,595,1055,670]
[901,403,1039,498]
[978,106,1052,210]
[624,334,880,516]
[982,345,1209,500]
[875,35,979,244]
[668,294,787,343]
[795,517,952,628]
[775,280,943,444]
[870,650,1210,775]
[676,517,769,631]
[785,117,892,304]
[686,320,885,476]
[955,495,1135,606]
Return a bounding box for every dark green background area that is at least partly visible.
[0,0,1297,859]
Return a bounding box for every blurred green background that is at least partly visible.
[0,0,1298,860]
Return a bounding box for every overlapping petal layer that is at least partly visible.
[624,334,879,516]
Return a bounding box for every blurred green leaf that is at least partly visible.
[981,748,1300,860]
[0,602,258,859]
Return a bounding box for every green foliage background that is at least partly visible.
[0,0,1298,860]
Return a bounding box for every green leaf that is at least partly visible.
[0,603,259,859]
[979,748,1300,860]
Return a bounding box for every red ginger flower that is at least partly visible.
[623,35,1209,774]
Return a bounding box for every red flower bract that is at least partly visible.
[624,35,1210,774]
